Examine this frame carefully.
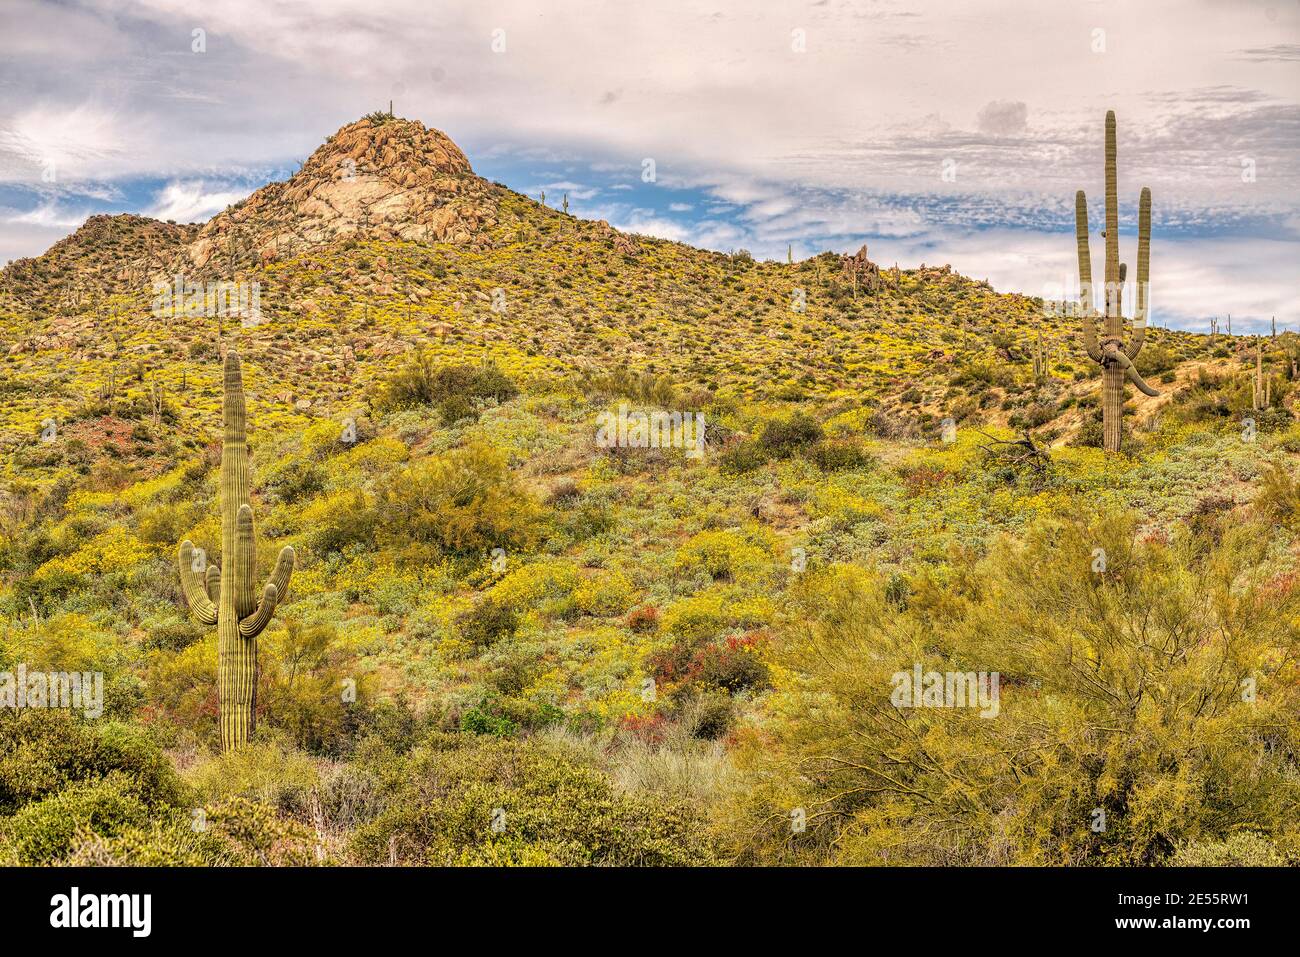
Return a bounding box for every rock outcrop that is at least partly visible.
[186,115,500,271]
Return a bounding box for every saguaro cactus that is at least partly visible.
[1253,337,1267,411]
[178,350,294,751]
[1032,329,1049,385]
[1075,110,1159,452]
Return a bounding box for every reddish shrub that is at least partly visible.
[687,631,771,693]
[626,604,660,634]
[619,712,669,745]
[900,464,950,498]
[647,630,770,694]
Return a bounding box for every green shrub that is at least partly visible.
[720,413,831,472]
[2,774,151,864]
[372,352,517,423]
[1170,832,1293,866]
[200,796,319,865]
[375,442,540,556]
[718,439,767,475]
[60,815,231,866]
[457,597,520,647]
[758,412,823,455]
[260,622,361,755]
[1135,343,1177,377]
[1255,462,1300,531]
[459,704,519,737]
[805,439,874,472]
[348,734,715,866]
[144,616,208,652]
[0,711,184,814]
[727,512,1300,865]
[134,500,200,546]
[263,457,327,504]
[303,489,376,556]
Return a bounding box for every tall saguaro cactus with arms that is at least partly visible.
[178,350,294,751]
[1075,110,1159,452]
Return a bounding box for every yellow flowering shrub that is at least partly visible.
[3,613,119,672]
[35,527,153,581]
[488,558,580,621]
[662,586,774,642]
[674,529,774,583]
[335,436,408,473]
[811,485,885,528]
[66,466,187,512]
[572,567,636,617]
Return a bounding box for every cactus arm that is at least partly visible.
[1125,187,1152,359]
[205,563,221,603]
[1125,363,1160,397]
[239,546,293,638]
[234,504,257,618]
[1103,343,1160,397]
[1075,191,1103,362]
[239,583,279,638]
[178,541,218,625]
[267,545,295,601]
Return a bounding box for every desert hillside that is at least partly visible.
[4,114,1242,467]
[1,114,1297,868]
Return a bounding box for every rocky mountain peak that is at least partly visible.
[305,114,474,181]
[185,114,497,271]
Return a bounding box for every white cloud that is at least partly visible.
[532,181,598,200]
[0,219,79,267]
[7,0,1293,198]
[610,214,695,244]
[0,103,124,182]
[976,101,1028,136]
[146,181,247,223]
[4,202,88,230]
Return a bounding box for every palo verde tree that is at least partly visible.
[725,511,1300,866]
[1075,110,1159,452]
[178,350,295,751]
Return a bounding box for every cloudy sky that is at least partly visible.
[1,0,1297,331]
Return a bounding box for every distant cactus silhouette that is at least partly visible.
[1032,329,1049,385]
[1074,110,1158,452]
[178,349,294,751]
[1253,337,1268,411]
